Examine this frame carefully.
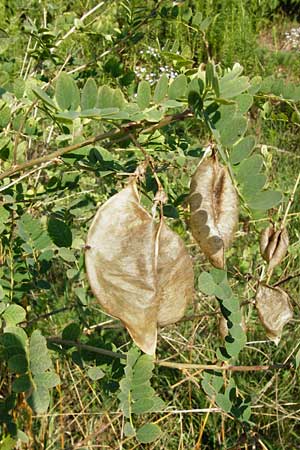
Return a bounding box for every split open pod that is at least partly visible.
[255,284,293,344]
[188,155,239,269]
[85,182,194,355]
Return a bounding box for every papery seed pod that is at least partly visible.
[189,156,239,269]
[157,221,194,326]
[255,284,293,344]
[85,182,194,355]
[85,183,158,355]
[260,226,289,272]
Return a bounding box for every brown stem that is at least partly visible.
[273,271,300,287]
[156,360,292,372]
[46,336,293,372]
[0,110,192,184]
[47,337,126,360]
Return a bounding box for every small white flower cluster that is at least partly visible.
[139,46,159,58]
[136,46,179,84]
[284,27,300,50]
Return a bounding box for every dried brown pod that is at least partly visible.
[260,225,289,272]
[189,156,239,268]
[255,284,293,344]
[85,182,194,355]
[157,221,194,326]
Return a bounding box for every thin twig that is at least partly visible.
[282,170,300,228]
[0,160,55,193]
[47,337,126,360]
[273,271,300,287]
[0,110,192,184]
[20,306,72,327]
[46,337,293,372]
[156,360,292,372]
[53,2,106,50]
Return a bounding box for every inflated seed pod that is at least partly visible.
[260,226,289,272]
[85,182,194,355]
[255,283,293,345]
[157,221,194,326]
[189,156,239,269]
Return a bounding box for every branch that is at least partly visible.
[46,336,293,372]
[0,110,192,184]
[156,360,292,372]
[47,336,126,360]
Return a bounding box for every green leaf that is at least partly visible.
[149,397,165,411]
[236,155,264,183]
[230,136,256,164]
[201,378,215,397]
[29,330,52,375]
[202,371,224,397]
[18,213,51,250]
[34,372,60,389]
[153,74,168,103]
[200,16,213,31]
[74,287,87,305]
[136,423,162,444]
[8,354,28,373]
[0,328,27,356]
[55,73,80,111]
[0,435,17,450]
[242,174,266,197]
[225,337,245,358]
[32,86,57,109]
[87,366,105,381]
[217,115,247,147]
[219,76,250,99]
[221,297,241,314]
[214,283,232,300]
[62,322,81,341]
[54,111,79,121]
[198,272,216,296]
[235,94,253,113]
[112,89,127,110]
[127,347,140,367]
[145,109,163,122]
[215,393,232,412]
[247,190,282,210]
[27,385,50,413]
[132,384,155,400]
[132,398,154,414]
[0,106,11,128]
[57,247,76,262]
[12,374,31,393]
[47,217,72,248]
[124,422,136,437]
[81,78,97,110]
[211,372,224,392]
[137,81,151,109]
[3,304,26,326]
[97,85,114,109]
[210,268,227,284]
[168,74,187,100]
[248,76,262,95]
[97,86,126,110]
[132,356,154,384]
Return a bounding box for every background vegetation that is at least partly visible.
[0,0,299,448]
